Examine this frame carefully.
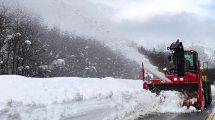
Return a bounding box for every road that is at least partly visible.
[139,97,215,120]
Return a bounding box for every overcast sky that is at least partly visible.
[91,0,215,21]
[8,0,215,49]
[89,0,215,48]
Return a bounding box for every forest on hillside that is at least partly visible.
[0,4,141,79]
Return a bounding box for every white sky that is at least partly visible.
[4,0,215,77]
[90,0,214,22]
[7,0,215,48]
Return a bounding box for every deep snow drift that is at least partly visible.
[0,75,202,120]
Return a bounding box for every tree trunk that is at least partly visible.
[16,41,21,74]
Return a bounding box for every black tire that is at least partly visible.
[202,94,205,110]
[207,82,212,105]
[202,81,208,108]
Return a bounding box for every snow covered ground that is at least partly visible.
[0,75,211,120]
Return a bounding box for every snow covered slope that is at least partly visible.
[5,0,170,81]
[0,75,199,120]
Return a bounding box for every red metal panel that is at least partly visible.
[143,82,149,90]
[197,61,203,110]
[142,63,145,81]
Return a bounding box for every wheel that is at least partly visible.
[202,81,208,108]
[202,94,205,110]
[203,95,205,108]
[207,82,212,105]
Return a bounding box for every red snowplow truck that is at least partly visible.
[142,40,212,111]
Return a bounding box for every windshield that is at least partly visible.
[184,51,195,72]
[184,52,194,66]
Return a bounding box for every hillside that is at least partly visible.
[0,4,140,79]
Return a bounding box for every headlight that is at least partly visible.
[180,77,184,81]
[174,77,177,81]
[163,67,167,71]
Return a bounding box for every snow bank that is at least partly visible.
[0,75,143,105]
[0,75,154,120]
[0,75,207,120]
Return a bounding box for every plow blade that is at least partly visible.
[148,83,198,94]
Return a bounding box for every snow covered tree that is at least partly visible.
[0,5,46,76]
[0,3,141,79]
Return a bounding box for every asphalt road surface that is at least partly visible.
[138,97,215,120]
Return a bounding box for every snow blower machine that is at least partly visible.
[142,40,212,111]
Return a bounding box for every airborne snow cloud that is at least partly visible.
[3,0,215,77]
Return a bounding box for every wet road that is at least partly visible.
[139,98,215,120]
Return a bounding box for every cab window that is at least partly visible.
[184,51,196,72]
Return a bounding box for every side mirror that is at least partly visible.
[168,55,172,61]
